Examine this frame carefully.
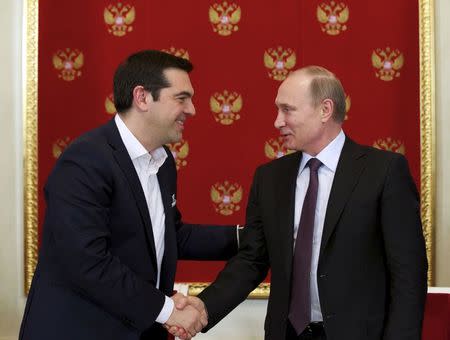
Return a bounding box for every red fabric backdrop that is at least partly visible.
[38,0,420,282]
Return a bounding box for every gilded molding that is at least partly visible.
[419,0,435,285]
[188,283,271,299]
[24,0,39,294]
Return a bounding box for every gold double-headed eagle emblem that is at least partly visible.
[209,1,241,36]
[264,47,296,81]
[344,94,351,120]
[52,137,72,158]
[52,48,84,81]
[372,47,404,81]
[264,137,294,160]
[317,1,349,35]
[211,181,243,216]
[104,2,135,37]
[210,90,243,125]
[167,140,189,170]
[161,47,190,60]
[105,94,116,115]
[373,138,405,155]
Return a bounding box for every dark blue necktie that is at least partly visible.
[288,158,322,335]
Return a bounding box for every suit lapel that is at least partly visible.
[319,138,367,258]
[156,153,177,295]
[104,119,158,269]
[276,152,302,276]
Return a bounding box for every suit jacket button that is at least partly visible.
[319,274,326,278]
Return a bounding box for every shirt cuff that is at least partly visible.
[155,295,175,324]
[236,224,244,249]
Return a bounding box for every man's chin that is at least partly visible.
[167,133,182,144]
[282,140,295,150]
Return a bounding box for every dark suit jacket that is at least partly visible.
[199,138,428,340]
[19,119,238,340]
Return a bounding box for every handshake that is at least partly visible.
[164,293,208,339]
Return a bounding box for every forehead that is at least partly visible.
[163,68,194,93]
[275,74,311,104]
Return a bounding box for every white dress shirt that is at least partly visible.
[293,130,345,321]
[115,114,174,324]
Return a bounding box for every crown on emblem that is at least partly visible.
[211,181,243,216]
[209,1,241,36]
[52,48,84,81]
[161,47,190,60]
[372,47,404,81]
[317,1,349,35]
[264,47,296,81]
[210,90,243,125]
[104,2,135,37]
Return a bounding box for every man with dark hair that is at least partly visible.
[19,50,238,340]
[173,66,428,340]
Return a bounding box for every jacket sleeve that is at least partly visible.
[380,154,428,340]
[44,141,165,331]
[197,167,270,331]
[174,209,238,260]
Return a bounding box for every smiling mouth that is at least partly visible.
[175,119,185,130]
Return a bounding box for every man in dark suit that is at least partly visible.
[173,66,428,340]
[19,50,239,340]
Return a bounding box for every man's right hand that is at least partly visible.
[164,295,208,340]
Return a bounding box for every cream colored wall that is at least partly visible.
[0,0,449,339]
[0,0,25,339]
[435,0,450,286]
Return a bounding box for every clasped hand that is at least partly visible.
[164,293,207,340]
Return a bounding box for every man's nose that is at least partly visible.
[274,111,285,129]
[185,99,195,116]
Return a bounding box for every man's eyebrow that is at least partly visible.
[174,91,193,98]
[276,102,296,109]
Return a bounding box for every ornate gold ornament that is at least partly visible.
[105,93,116,115]
[167,140,189,170]
[162,47,190,60]
[264,137,294,160]
[344,94,351,120]
[209,1,241,36]
[104,2,135,37]
[210,90,242,125]
[264,47,296,81]
[419,0,435,285]
[211,181,243,216]
[371,47,404,81]
[52,137,72,159]
[373,137,406,155]
[188,282,270,299]
[317,1,349,35]
[52,48,84,81]
[24,0,39,294]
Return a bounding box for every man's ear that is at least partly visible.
[320,99,334,122]
[132,85,150,111]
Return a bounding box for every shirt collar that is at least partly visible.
[299,129,346,174]
[114,114,167,169]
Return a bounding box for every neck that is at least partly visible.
[118,112,161,152]
[306,124,342,156]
